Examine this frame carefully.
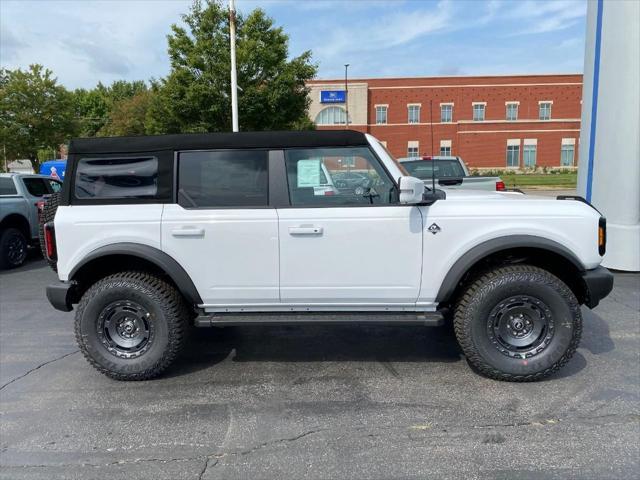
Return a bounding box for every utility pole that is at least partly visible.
[229,0,239,132]
[344,64,349,129]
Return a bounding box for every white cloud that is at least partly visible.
[504,0,587,34]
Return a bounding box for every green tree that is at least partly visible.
[73,80,147,137]
[146,0,317,134]
[98,90,153,137]
[0,65,76,171]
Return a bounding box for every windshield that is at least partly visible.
[402,159,466,179]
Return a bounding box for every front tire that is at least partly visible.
[75,271,189,380]
[454,265,582,382]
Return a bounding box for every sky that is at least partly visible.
[0,0,588,90]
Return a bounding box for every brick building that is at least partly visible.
[306,74,582,170]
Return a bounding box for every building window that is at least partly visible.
[407,141,420,158]
[506,102,518,121]
[561,139,576,166]
[506,141,520,167]
[473,103,485,121]
[376,105,388,124]
[408,105,420,124]
[523,143,537,168]
[315,106,349,125]
[539,101,552,120]
[440,104,453,123]
[440,140,452,156]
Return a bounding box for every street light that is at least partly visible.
[344,64,349,129]
[229,0,239,132]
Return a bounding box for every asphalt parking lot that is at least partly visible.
[0,259,638,480]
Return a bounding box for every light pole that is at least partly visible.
[344,64,349,129]
[229,0,239,132]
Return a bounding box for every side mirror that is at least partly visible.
[421,189,446,205]
[399,176,425,204]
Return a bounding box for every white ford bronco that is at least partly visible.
[44,130,613,382]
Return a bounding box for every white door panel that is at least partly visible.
[278,206,423,304]
[162,204,279,305]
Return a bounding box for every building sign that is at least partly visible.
[320,90,346,103]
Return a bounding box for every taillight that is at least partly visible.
[324,190,335,196]
[496,181,506,191]
[598,217,606,256]
[44,222,57,260]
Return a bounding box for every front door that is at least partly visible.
[162,149,279,307]
[277,146,423,308]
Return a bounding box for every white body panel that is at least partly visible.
[161,204,279,306]
[277,206,423,307]
[55,204,163,281]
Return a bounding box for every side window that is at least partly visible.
[178,150,268,208]
[22,178,49,197]
[0,178,18,195]
[47,179,62,193]
[75,157,158,199]
[284,147,397,207]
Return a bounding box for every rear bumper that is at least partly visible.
[581,266,614,309]
[46,282,73,312]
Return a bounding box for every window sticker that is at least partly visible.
[297,159,322,187]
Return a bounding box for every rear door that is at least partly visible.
[161,149,279,308]
[276,147,423,308]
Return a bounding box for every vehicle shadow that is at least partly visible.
[167,323,462,378]
[579,308,615,355]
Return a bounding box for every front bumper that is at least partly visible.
[581,266,614,308]
[46,282,74,312]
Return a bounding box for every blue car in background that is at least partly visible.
[39,160,67,180]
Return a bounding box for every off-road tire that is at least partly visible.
[0,227,28,270]
[38,192,60,272]
[454,265,582,382]
[75,271,189,381]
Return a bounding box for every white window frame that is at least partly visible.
[472,102,486,122]
[407,104,421,124]
[440,103,453,123]
[505,101,519,121]
[506,139,520,168]
[561,138,576,166]
[315,106,348,125]
[375,104,388,125]
[523,139,537,168]
[407,140,420,158]
[439,139,452,156]
[538,100,553,120]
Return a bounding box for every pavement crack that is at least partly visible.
[0,350,79,392]
[197,457,218,480]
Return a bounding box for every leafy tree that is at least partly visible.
[73,80,147,137]
[0,65,76,171]
[98,90,153,137]
[147,0,317,134]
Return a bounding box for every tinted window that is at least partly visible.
[47,179,62,193]
[402,159,465,179]
[178,150,268,208]
[75,157,158,199]
[284,147,397,207]
[22,178,49,197]
[0,177,18,195]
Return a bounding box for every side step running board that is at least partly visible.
[194,311,445,327]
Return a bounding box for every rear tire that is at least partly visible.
[74,271,189,381]
[0,228,28,269]
[454,265,582,382]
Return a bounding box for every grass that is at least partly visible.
[500,172,577,189]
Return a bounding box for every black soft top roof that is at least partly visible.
[68,130,369,155]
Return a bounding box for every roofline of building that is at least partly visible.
[307,72,583,84]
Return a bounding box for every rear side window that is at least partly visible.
[22,178,49,197]
[178,150,268,208]
[75,157,158,199]
[0,178,18,195]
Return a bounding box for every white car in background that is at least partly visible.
[398,156,505,192]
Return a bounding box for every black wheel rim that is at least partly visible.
[487,295,554,359]
[97,301,154,359]
[7,234,26,265]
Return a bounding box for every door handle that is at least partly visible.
[289,226,323,235]
[171,227,205,237]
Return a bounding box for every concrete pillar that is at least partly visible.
[578,0,640,271]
